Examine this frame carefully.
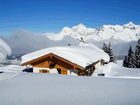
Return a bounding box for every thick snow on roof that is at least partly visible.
[21,44,109,67]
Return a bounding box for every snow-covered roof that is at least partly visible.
[21,44,109,68]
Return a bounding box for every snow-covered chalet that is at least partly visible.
[21,44,109,76]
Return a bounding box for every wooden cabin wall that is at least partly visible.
[30,58,71,75]
[33,61,50,68]
[25,54,84,75]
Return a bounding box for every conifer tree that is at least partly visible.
[123,56,128,67]
[123,39,140,68]
[135,39,140,68]
[102,43,107,52]
[127,46,136,68]
[102,43,116,62]
[108,43,116,62]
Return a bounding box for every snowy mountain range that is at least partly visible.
[44,22,140,42]
[2,22,140,56]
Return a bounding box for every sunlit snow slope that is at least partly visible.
[0,38,11,62]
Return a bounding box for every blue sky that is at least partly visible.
[0,0,140,36]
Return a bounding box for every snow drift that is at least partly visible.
[0,38,11,62]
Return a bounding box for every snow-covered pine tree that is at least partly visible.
[123,56,128,67]
[102,43,107,52]
[108,43,116,62]
[127,46,137,68]
[135,39,140,68]
[102,43,116,62]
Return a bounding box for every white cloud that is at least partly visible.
[2,30,79,55]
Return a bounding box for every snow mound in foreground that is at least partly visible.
[0,38,11,62]
[0,72,140,105]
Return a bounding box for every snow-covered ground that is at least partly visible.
[0,61,140,105]
[0,71,140,105]
[94,61,140,78]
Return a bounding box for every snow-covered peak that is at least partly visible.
[124,21,136,26]
[78,23,86,28]
[123,22,137,29]
[72,23,87,31]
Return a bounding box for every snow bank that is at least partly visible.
[93,62,140,77]
[0,72,140,105]
[0,38,11,62]
[21,44,109,67]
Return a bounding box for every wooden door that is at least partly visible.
[61,69,67,75]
